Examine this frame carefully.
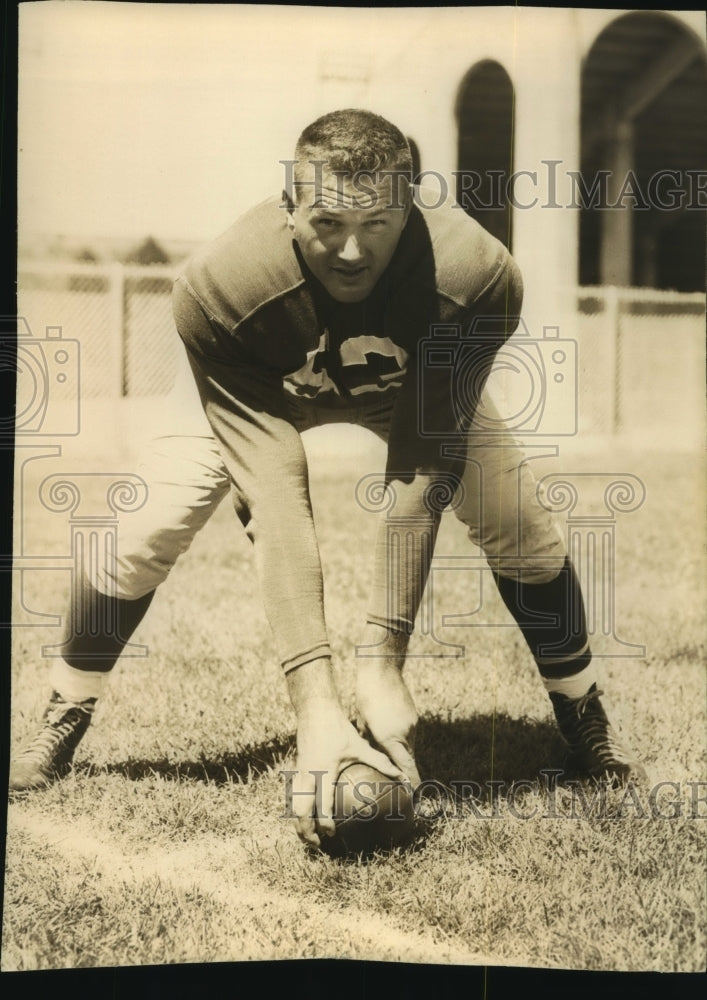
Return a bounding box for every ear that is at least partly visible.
[283,190,297,233]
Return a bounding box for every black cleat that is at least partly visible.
[10,691,95,792]
[549,684,646,787]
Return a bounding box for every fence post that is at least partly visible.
[108,262,126,399]
[604,285,620,435]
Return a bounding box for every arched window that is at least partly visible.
[580,11,706,290]
[455,61,515,249]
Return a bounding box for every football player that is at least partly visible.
[11,110,645,847]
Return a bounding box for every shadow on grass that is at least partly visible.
[77,731,297,785]
[416,711,565,799]
[76,711,563,800]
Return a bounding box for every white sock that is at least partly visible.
[541,662,598,699]
[49,660,110,704]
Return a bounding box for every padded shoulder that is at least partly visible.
[183,197,304,330]
[415,193,511,309]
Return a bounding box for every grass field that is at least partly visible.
[3,422,706,973]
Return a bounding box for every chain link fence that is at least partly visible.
[18,262,180,403]
[577,287,705,438]
[16,261,706,441]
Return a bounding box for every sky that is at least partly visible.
[19,3,703,245]
[18,2,429,243]
[20,3,309,241]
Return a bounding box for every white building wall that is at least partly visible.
[313,6,704,338]
[316,7,582,336]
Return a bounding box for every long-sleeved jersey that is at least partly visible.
[173,193,523,670]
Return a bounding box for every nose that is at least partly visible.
[338,233,363,263]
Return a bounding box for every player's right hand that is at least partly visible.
[292,707,408,849]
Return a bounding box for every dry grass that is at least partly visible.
[3,424,705,974]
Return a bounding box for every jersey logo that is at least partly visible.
[340,335,409,396]
[340,336,409,370]
[283,331,409,399]
[283,332,339,398]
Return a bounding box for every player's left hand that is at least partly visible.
[355,658,421,790]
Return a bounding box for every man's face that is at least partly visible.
[287,166,411,303]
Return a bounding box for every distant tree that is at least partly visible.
[75,246,99,262]
[69,245,107,290]
[125,236,171,266]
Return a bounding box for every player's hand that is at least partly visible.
[355,658,421,791]
[293,706,408,850]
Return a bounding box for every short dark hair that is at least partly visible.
[292,109,413,200]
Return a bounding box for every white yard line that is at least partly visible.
[7,810,506,968]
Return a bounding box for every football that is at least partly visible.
[319,762,416,858]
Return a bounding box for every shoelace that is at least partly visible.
[570,690,632,765]
[573,687,604,717]
[17,704,89,763]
